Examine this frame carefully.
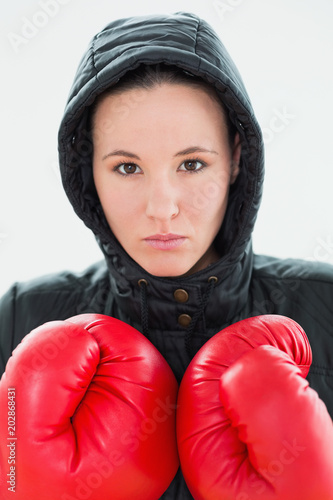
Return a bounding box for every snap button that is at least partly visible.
[138,279,148,287]
[173,289,189,303]
[178,314,192,327]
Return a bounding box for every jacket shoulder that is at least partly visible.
[0,261,109,373]
[251,254,333,321]
[253,253,333,284]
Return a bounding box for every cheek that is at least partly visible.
[98,183,147,245]
[183,177,229,223]
[103,191,139,230]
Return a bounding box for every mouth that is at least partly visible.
[143,234,187,250]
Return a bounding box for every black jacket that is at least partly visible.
[1,12,333,499]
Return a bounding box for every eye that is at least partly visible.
[115,163,142,175]
[178,159,206,172]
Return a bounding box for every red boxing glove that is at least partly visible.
[177,315,333,500]
[0,314,179,500]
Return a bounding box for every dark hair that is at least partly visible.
[90,63,237,148]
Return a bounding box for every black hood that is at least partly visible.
[57,12,264,325]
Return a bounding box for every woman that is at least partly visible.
[1,12,333,499]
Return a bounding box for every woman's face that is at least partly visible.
[92,83,240,277]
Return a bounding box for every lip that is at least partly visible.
[144,233,187,250]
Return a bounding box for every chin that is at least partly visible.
[139,260,193,279]
[148,268,191,279]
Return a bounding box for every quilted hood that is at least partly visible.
[58,12,264,288]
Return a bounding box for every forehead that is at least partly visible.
[92,83,229,143]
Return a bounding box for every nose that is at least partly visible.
[145,177,179,221]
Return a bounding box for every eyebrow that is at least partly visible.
[102,147,218,161]
[173,147,218,157]
[102,150,140,161]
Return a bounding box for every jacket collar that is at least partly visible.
[101,237,253,332]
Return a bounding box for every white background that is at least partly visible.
[1,0,333,297]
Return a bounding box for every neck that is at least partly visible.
[175,245,220,278]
